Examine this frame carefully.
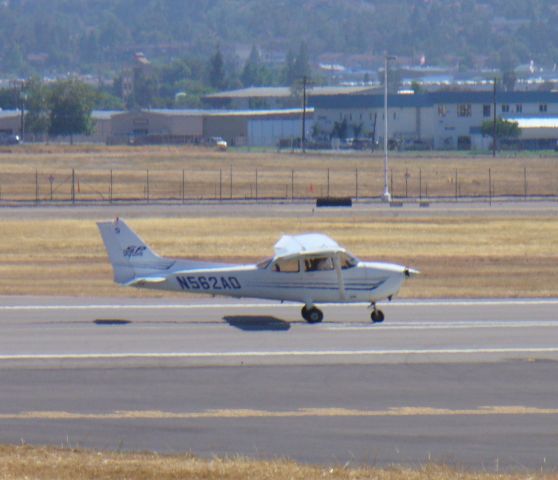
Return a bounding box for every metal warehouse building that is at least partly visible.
[104,108,312,147]
[0,110,21,136]
[309,90,558,150]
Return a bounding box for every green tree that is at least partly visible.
[0,88,19,109]
[282,49,296,85]
[4,44,25,75]
[481,118,520,149]
[131,69,159,108]
[331,118,348,139]
[24,77,51,135]
[241,45,263,87]
[208,45,226,90]
[48,79,96,141]
[94,89,124,110]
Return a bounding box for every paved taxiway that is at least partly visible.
[1,199,558,221]
[1,297,558,469]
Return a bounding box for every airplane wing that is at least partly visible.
[273,233,346,260]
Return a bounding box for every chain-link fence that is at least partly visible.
[0,165,557,204]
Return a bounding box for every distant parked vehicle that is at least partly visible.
[401,139,432,151]
[0,134,21,145]
[207,136,228,151]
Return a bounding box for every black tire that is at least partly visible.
[371,309,385,323]
[302,306,323,323]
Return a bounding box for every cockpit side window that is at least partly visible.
[272,258,300,273]
[304,256,334,272]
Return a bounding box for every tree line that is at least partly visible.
[1,0,558,78]
[0,78,97,139]
[0,43,313,137]
[121,43,312,109]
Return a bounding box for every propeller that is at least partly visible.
[404,267,420,278]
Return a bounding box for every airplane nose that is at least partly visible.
[404,267,420,277]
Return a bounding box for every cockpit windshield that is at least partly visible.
[339,252,359,269]
[256,258,272,269]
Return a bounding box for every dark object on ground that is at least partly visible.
[316,197,352,207]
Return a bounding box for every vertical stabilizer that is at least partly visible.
[97,218,173,284]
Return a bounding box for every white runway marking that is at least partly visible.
[1,347,558,361]
[0,299,557,311]
[325,320,558,331]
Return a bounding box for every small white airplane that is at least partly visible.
[98,218,419,323]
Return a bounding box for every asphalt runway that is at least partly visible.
[1,297,558,470]
[0,199,557,221]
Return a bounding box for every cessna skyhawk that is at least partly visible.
[98,218,418,323]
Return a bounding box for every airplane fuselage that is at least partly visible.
[135,260,407,304]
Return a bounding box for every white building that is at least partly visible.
[310,91,558,150]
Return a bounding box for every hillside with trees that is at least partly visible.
[1,0,558,77]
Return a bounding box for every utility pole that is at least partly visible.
[383,54,396,202]
[301,75,307,153]
[492,77,497,158]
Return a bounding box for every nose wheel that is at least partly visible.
[301,306,324,323]
[370,303,385,323]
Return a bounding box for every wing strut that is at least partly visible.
[332,254,346,301]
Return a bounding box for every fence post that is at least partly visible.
[405,168,408,198]
[291,169,294,201]
[390,168,394,198]
[146,169,149,203]
[488,167,492,206]
[523,167,527,200]
[71,169,75,205]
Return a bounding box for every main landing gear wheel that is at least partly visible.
[301,306,324,324]
[371,309,385,323]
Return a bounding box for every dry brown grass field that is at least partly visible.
[0,445,555,480]
[0,215,556,298]
[0,145,556,297]
[0,145,557,201]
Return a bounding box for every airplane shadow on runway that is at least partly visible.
[223,315,291,331]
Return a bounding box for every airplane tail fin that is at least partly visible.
[97,218,174,285]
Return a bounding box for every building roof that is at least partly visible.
[506,117,558,129]
[112,108,313,118]
[205,86,376,99]
[206,108,314,118]
[309,91,558,109]
[92,110,123,120]
[0,109,20,119]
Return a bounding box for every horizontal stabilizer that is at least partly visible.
[124,276,168,287]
